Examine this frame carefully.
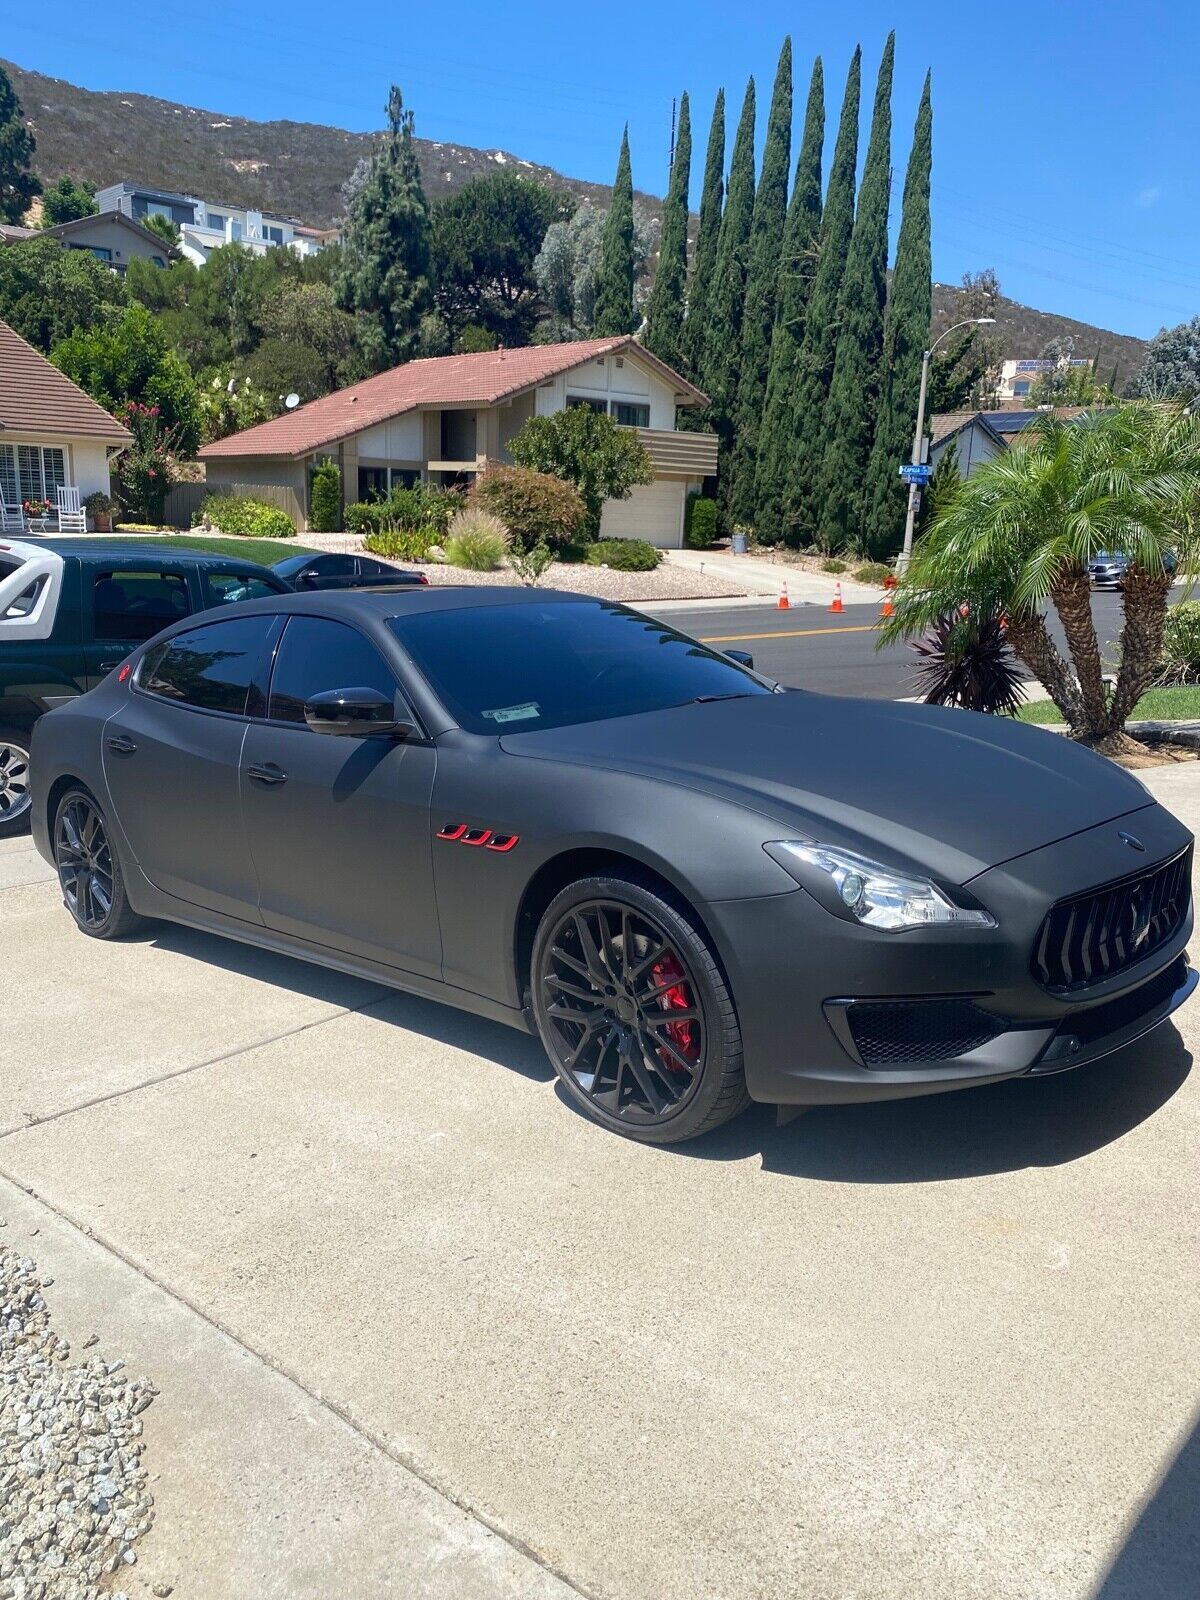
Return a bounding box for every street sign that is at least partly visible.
[899,462,932,484]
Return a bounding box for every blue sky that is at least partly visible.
[8,0,1200,339]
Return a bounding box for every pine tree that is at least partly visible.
[335,87,433,371]
[814,33,895,552]
[783,48,861,546]
[863,70,932,560]
[681,89,725,385]
[700,78,756,515]
[729,39,793,527]
[754,58,825,544]
[593,128,637,336]
[0,64,40,225]
[644,94,691,370]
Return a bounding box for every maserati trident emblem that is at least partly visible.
[1118,831,1146,852]
[1128,889,1152,950]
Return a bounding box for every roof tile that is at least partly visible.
[0,320,132,446]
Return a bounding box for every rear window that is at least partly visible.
[139,615,275,715]
[388,600,769,734]
[92,569,191,642]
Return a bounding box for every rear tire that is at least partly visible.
[531,874,749,1144]
[0,727,32,838]
[53,786,145,939]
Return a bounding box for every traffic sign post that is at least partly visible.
[899,462,933,485]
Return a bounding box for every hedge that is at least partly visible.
[192,495,295,539]
[586,538,662,572]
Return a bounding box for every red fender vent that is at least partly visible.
[436,824,519,853]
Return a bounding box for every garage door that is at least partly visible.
[599,479,686,548]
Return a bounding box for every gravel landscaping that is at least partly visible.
[299,534,746,602]
[1,1241,159,1600]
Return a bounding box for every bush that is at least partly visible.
[309,460,342,532]
[586,538,662,572]
[344,501,383,535]
[444,508,510,570]
[1157,601,1200,684]
[852,561,892,585]
[821,558,847,574]
[686,495,718,549]
[556,541,589,564]
[193,495,296,540]
[509,406,652,537]
[912,613,1025,716]
[84,491,113,515]
[470,463,587,553]
[362,526,437,562]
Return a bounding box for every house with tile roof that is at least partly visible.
[928,407,1094,477]
[199,336,718,545]
[0,319,131,511]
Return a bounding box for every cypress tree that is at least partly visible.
[784,48,861,546]
[729,39,793,527]
[863,70,933,560]
[644,94,692,370]
[0,64,41,225]
[593,127,637,336]
[814,33,895,552]
[335,86,433,371]
[755,58,825,544]
[700,77,757,515]
[681,89,725,386]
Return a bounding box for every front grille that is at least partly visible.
[848,999,1005,1066]
[1032,846,1192,992]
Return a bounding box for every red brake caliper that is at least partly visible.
[649,952,698,1073]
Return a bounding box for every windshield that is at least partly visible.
[389,599,771,734]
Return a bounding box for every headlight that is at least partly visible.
[764,841,996,932]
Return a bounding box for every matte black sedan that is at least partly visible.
[272,551,428,590]
[30,588,1197,1143]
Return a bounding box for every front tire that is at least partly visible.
[53,787,145,939]
[0,727,32,838]
[531,875,749,1143]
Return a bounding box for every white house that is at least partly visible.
[0,320,130,508]
[199,336,718,545]
[93,182,337,267]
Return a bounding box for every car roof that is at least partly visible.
[37,538,275,573]
[209,585,596,621]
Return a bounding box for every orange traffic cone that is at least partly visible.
[777,582,790,611]
[880,592,894,619]
[829,582,844,615]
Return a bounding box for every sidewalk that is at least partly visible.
[663,547,888,605]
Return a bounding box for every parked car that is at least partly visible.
[272,552,429,590]
[29,587,1196,1143]
[0,537,288,836]
[1088,550,1177,589]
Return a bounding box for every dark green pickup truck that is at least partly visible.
[0,537,289,836]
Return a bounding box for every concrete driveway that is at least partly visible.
[2,768,1199,1599]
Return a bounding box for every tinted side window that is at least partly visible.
[268,617,397,725]
[92,569,191,643]
[313,556,356,578]
[204,571,285,607]
[140,616,275,715]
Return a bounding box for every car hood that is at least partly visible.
[500,691,1154,884]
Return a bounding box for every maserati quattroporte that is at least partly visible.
[30,587,1196,1142]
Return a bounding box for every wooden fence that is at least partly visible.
[162,481,297,529]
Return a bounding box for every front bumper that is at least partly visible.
[707,804,1196,1106]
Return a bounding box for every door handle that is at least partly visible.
[107,734,137,755]
[99,659,126,673]
[247,762,288,786]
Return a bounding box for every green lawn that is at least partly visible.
[103,534,318,568]
[1018,685,1200,723]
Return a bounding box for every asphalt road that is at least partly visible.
[652,589,1166,697]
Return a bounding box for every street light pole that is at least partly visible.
[896,316,996,574]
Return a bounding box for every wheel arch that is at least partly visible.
[513,846,731,1008]
[45,772,94,843]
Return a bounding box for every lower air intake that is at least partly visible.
[848,999,1004,1066]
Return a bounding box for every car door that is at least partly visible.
[102,612,277,920]
[240,614,441,979]
[82,561,196,688]
[297,555,357,590]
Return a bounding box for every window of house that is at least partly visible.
[263,225,284,245]
[139,615,275,715]
[1013,381,1031,397]
[611,402,650,428]
[268,617,399,725]
[92,569,191,643]
[207,211,227,230]
[0,444,66,506]
[566,395,607,415]
[87,246,112,262]
[231,218,243,241]
[359,467,389,502]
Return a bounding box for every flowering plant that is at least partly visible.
[22,498,53,518]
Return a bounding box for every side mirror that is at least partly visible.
[725,648,755,670]
[303,687,413,739]
[297,568,321,586]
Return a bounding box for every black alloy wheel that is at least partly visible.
[532,877,748,1142]
[54,789,143,939]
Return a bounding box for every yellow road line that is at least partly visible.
[701,623,881,643]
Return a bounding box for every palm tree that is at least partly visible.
[882,404,1200,755]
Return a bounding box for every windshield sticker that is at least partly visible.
[482,701,541,724]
